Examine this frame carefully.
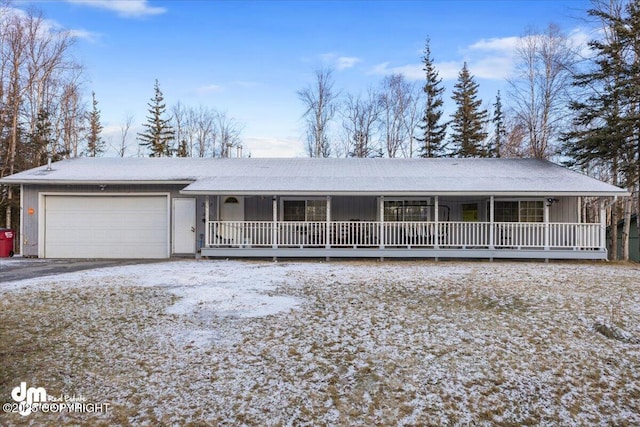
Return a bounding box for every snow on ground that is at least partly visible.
[1,259,639,426]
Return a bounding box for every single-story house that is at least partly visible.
[0,157,628,260]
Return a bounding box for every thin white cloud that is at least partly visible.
[68,28,101,43]
[66,0,167,18]
[568,27,593,58]
[244,136,304,158]
[336,56,361,70]
[318,53,362,71]
[1,7,100,42]
[196,84,223,94]
[466,36,519,79]
[469,56,515,80]
[434,61,462,80]
[368,62,422,80]
[369,26,590,83]
[469,36,520,52]
[368,60,462,81]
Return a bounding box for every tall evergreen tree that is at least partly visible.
[85,91,104,157]
[449,63,488,157]
[562,0,640,260]
[29,109,55,164]
[490,91,506,157]
[137,79,175,157]
[176,139,189,157]
[418,38,448,157]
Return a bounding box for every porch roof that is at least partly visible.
[0,157,627,196]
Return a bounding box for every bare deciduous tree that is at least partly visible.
[171,101,189,156]
[117,113,134,157]
[508,24,577,159]
[217,111,243,157]
[340,90,381,158]
[378,74,418,158]
[191,106,217,157]
[1,7,82,230]
[298,68,338,158]
[56,77,85,158]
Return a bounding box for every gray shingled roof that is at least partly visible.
[0,157,627,196]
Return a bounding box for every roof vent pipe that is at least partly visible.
[46,154,52,171]
[237,145,243,158]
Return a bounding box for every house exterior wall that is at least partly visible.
[237,195,580,224]
[19,184,583,258]
[21,184,202,257]
[243,196,380,221]
[331,196,378,221]
[550,197,578,222]
[244,196,273,221]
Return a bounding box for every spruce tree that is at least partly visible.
[137,79,175,157]
[418,38,447,157]
[490,91,506,157]
[561,0,640,261]
[85,92,104,157]
[28,109,56,164]
[562,1,638,179]
[176,139,188,157]
[449,63,488,157]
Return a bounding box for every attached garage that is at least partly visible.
[42,195,169,259]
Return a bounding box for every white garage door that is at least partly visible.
[44,195,169,259]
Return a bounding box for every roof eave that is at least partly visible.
[1,179,195,185]
[179,189,630,197]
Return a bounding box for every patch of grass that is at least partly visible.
[2,262,640,426]
[0,285,176,426]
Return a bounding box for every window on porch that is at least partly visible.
[384,200,430,222]
[493,200,544,222]
[283,199,327,221]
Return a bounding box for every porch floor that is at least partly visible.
[200,247,607,260]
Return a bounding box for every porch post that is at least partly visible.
[489,196,495,249]
[379,196,385,249]
[434,195,439,249]
[272,196,278,249]
[544,198,550,251]
[205,196,210,246]
[577,196,582,223]
[599,198,606,251]
[326,196,331,249]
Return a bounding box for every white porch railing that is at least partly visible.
[207,221,603,250]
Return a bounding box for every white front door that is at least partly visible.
[219,196,244,244]
[172,198,196,254]
[221,196,244,221]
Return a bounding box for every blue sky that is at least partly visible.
[19,0,592,157]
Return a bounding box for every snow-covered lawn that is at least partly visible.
[1,260,639,426]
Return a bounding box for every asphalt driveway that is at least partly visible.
[0,258,164,283]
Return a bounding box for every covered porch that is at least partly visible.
[198,194,607,260]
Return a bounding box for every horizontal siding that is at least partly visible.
[236,195,582,224]
[332,196,377,221]
[19,185,584,258]
[550,197,578,222]
[22,184,196,258]
[245,196,273,221]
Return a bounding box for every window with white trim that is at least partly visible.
[493,200,543,222]
[519,200,544,222]
[283,199,326,221]
[384,200,430,222]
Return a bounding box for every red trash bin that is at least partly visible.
[0,229,15,257]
